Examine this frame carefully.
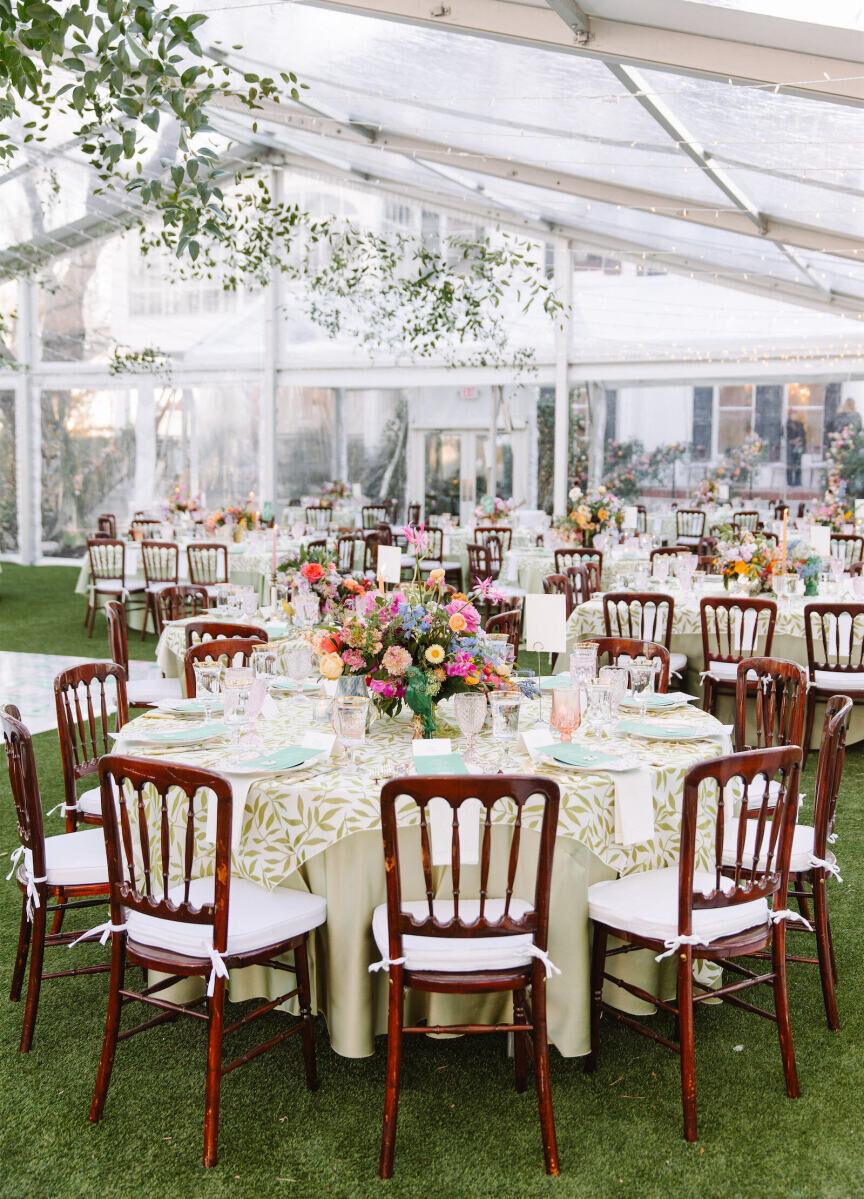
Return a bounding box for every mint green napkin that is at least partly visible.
[617,721,699,740]
[414,753,469,775]
[239,746,323,771]
[538,743,620,768]
[539,675,575,691]
[140,722,227,744]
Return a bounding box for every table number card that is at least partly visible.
[623,505,638,530]
[717,483,730,501]
[377,544,402,584]
[524,594,568,654]
[810,524,831,558]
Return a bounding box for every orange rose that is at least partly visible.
[301,562,325,583]
[449,612,467,632]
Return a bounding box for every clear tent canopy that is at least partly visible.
[2,0,864,559]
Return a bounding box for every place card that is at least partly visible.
[377,543,402,583]
[717,483,730,500]
[623,505,638,530]
[524,593,568,654]
[810,524,831,557]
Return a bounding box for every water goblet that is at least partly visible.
[598,664,628,719]
[489,690,521,772]
[453,692,488,765]
[334,696,369,774]
[550,688,581,742]
[819,570,832,597]
[252,646,278,680]
[653,555,670,584]
[224,683,251,759]
[830,556,846,586]
[192,662,222,723]
[285,644,314,703]
[226,590,243,619]
[585,682,613,737]
[628,661,655,721]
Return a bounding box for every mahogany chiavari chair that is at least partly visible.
[305,505,331,531]
[54,662,129,834]
[829,534,864,569]
[140,539,180,640]
[802,600,864,765]
[733,510,761,533]
[362,504,389,528]
[155,583,210,626]
[417,526,462,589]
[699,595,777,716]
[589,636,671,693]
[184,636,267,697]
[129,518,162,540]
[849,560,864,578]
[97,513,117,537]
[730,656,806,818]
[542,573,574,618]
[554,546,603,581]
[406,502,421,526]
[336,534,360,573]
[723,696,852,1030]
[475,525,513,551]
[185,621,266,650]
[84,538,146,637]
[485,608,521,661]
[1,706,110,1053]
[587,745,802,1141]
[364,530,391,576]
[374,774,561,1177]
[675,508,706,547]
[186,543,229,597]
[86,756,326,1167]
[105,601,182,708]
[565,562,600,602]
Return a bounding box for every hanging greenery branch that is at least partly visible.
[107,343,171,377]
[0,0,300,253]
[138,182,563,368]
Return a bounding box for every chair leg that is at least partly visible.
[50,896,66,936]
[294,939,318,1091]
[531,963,560,1176]
[203,973,227,1169]
[89,935,127,1122]
[19,902,47,1053]
[140,593,151,641]
[378,965,405,1181]
[10,896,31,1003]
[827,910,839,985]
[586,922,607,1074]
[793,875,812,925]
[513,988,528,1093]
[702,676,714,715]
[812,875,839,1031]
[771,924,800,1099]
[677,950,698,1142]
[802,690,816,768]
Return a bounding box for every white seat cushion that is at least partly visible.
[721,822,830,874]
[373,898,538,972]
[76,785,103,817]
[126,877,326,959]
[677,535,703,547]
[145,580,175,593]
[128,677,182,705]
[706,662,759,683]
[813,670,864,690]
[43,828,109,886]
[588,866,768,945]
[743,776,782,811]
[670,651,688,674]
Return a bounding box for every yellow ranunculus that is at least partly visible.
[734,561,747,574]
[465,674,479,685]
[428,568,445,583]
[425,643,445,664]
[597,508,607,521]
[448,612,467,632]
[319,652,344,679]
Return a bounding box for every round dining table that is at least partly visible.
[115,690,731,1058]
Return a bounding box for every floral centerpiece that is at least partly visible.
[167,486,200,518]
[691,476,722,507]
[715,530,781,593]
[554,484,623,545]
[313,573,513,737]
[276,547,373,618]
[474,495,514,523]
[205,504,257,533]
[786,544,821,596]
[810,479,854,533]
[319,480,351,507]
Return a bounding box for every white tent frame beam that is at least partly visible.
[298,0,864,107]
[209,95,864,264]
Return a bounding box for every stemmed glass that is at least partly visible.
[334,696,369,774]
[192,662,222,722]
[252,646,278,680]
[550,688,580,742]
[585,682,612,737]
[285,644,314,703]
[224,684,251,759]
[653,555,670,584]
[628,661,655,721]
[830,556,846,587]
[489,690,521,772]
[599,665,628,721]
[453,693,488,765]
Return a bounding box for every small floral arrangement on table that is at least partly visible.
[715,530,781,592]
[167,486,200,517]
[276,547,373,618]
[313,574,514,736]
[785,544,821,595]
[691,476,722,507]
[319,481,351,507]
[810,479,854,533]
[554,484,623,545]
[474,495,515,523]
[205,504,258,532]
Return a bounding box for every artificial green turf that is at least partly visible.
[1,567,863,1197]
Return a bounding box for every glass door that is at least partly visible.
[423,430,518,526]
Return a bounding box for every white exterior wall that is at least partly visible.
[616,386,693,448]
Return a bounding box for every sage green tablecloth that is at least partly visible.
[567,587,864,749]
[116,698,729,1057]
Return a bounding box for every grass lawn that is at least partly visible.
[1,565,863,1197]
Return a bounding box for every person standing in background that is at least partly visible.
[786,413,805,486]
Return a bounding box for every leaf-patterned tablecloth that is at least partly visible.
[120,695,730,889]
